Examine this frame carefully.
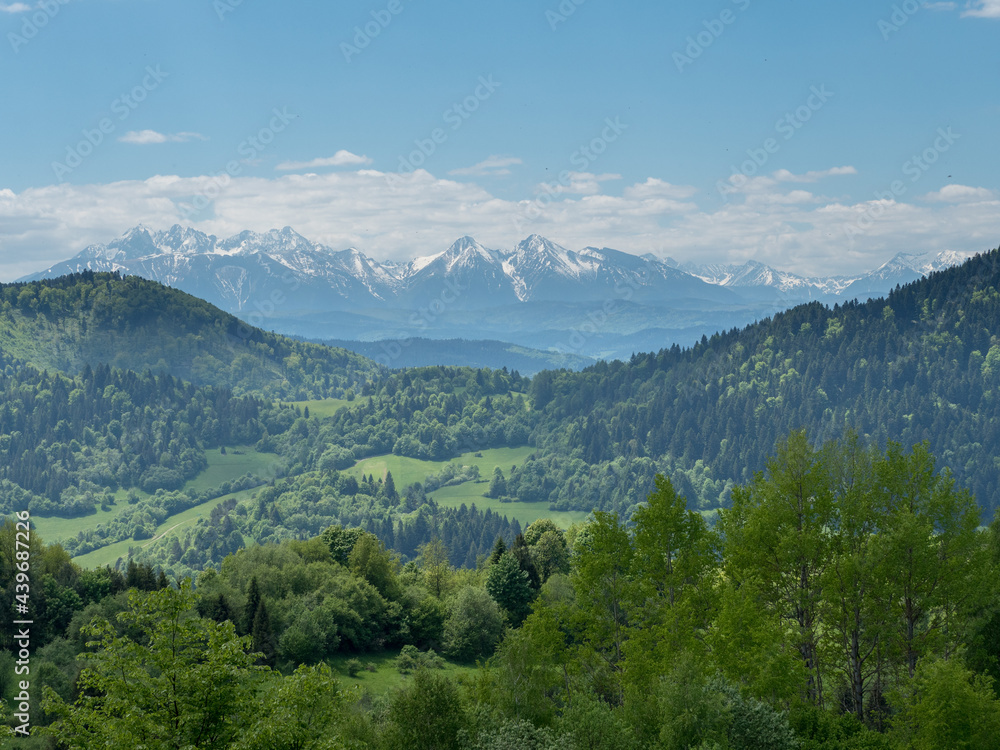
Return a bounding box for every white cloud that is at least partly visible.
[773,166,858,183]
[922,184,998,202]
[537,172,621,196]
[0,3,32,12]
[275,151,373,170]
[962,0,1000,17]
[119,130,208,145]
[2,167,999,281]
[623,178,698,200]
[448,155,522,177]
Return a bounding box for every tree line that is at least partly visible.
[5,432,1000,748]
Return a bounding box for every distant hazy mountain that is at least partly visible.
[23,225,978,362]
[316,337,595,376]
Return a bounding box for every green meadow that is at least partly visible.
[348,446,589,529]
[327,650,478,695]
[72,486,263,570]
[288,396,368,418]
[33,446,281,565]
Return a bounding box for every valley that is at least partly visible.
[3,247,1000,748]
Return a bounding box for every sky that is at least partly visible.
[0,0,998,281]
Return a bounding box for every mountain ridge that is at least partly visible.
[28,224,977,304]
[23,225,981,360]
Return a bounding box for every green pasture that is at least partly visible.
[31,445,279,565]
[348,446,588,529]
[72,486,261,569]
[428,484,590,530]
[327,650,478,695]
[287,397,368,419]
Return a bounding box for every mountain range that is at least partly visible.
[24,225,978,362]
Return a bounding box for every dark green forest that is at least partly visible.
[2,248,1000,746]
[4,435,1000,748]
[0,272,381,400]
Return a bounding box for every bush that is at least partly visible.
[346,658,363,678]
[396,644,446,674]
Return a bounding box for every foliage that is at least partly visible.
[41,582,264,749]
[486,551,534,626]
[889,656,1000,749]
[384,669,466,750]
[0,272,380,400]
[443,586,506,662]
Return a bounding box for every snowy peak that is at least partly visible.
[442,236,502,269]
[404,236,503,279]
[511,234,600,280]
[885,249,978,276]
[217,226,321,258]
[22,225,982,318]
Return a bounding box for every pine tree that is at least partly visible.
[488,536,507,566]
[242,576,261,636]
[486,552,533,627]
[251,600,276,667]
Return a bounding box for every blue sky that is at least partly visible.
[1,0,998,280]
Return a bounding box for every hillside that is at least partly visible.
[315,336,595,375]
[0,272,382,400]
[517,245,1000,517]
[5,248,1000,572]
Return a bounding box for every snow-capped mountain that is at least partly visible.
[682,249,977,301]
[684,260,849,295]
[396,236,520,308]
[22,225,980,360]
[25,225,737,312]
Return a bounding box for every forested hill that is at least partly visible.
[0,272,382,400]
[522,245,1000,515]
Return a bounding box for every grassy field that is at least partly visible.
[185,446,282,493]
[31,505,122,546]
[288,397,367,419]
[32,445,280,564]
[347,446,534,489]
[327,650,478,695]
[429,484,590,529]
[348,446,589,530]
[73,486,261,569]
